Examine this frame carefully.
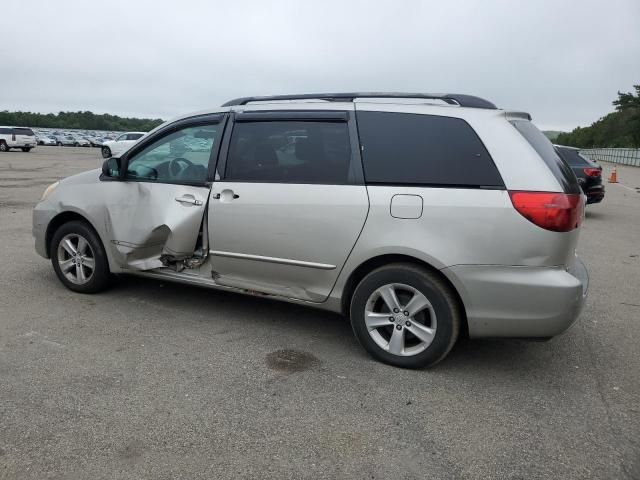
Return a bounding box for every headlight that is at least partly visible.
[40,181,59,201]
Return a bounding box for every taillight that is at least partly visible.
[509,191,583,232]
[583,167,601,177]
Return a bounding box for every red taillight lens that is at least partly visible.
[583,167,601,177]
[509,191,583,232]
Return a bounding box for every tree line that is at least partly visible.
[0,110,164,132]
[556,85,640,148]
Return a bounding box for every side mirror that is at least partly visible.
[102,157,121,178]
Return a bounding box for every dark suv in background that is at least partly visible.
[555,145,605,204]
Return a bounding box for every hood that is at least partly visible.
[60,168,102,186]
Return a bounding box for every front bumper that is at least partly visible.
[444,258,589,338]
[33,205,57,259]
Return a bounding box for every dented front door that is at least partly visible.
[104,182,210,270]
[102,118,224,270]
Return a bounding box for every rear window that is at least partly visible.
[356,111,504,188]
[13,128,35,136]
[510,121,580,194]
[555,146,597,167]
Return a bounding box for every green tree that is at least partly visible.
[0,110,164,132]
[555,85,640,148]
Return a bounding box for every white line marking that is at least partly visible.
[614,183,637,192]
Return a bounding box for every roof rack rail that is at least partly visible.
[221,92,497,109]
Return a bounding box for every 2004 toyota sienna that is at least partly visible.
[33,92,588,368]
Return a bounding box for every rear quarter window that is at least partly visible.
[555,147,598,167]
[510,121,580,194]
[13,128,35,136]
[355,111,504,188]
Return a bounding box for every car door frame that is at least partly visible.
[113,113,228,184]
[206,107,370,302]
[98,113,229,269]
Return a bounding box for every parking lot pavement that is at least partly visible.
[1,147,639,479]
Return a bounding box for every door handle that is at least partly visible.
[212,190,239,201]
[175,195,203,206]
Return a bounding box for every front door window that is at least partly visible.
[126,124,220,184]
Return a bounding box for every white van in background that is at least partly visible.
[100,131,145,158]
[0,126,37,152]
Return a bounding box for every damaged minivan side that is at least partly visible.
[34,92,589,369]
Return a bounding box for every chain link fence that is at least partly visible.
[580,148,640,167]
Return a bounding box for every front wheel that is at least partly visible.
[57,142,63,146]
[0,141,8,152]
[101,146,111,158]
[22,147,31,152]
[50,221,111,293]
[350,263,461,369]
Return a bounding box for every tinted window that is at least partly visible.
[555,147,596,167]
[510,121,580,194]
[126,124,220,183]
[0,128,11,134]
[13,128,35,136]
[356,111,503,187]
[225,121,352,184]
[127,133,144,140]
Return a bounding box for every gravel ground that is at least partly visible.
[1,146,639,479]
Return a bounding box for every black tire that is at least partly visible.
[0,141,8,152]
[50,220,111,293]
[350,263,461,369]
[22,147,31,152]
[57,142,63,147]
[101,146,111,158]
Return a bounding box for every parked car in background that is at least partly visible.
[70,135,91,147]
[52,135,76,147]
[101,132,146,158]
[0,126,36,152]
[555,145,605,204]
[85,136,103,147]
[33,92,589,369]
[37,135,57,146]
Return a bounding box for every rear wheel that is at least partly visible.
[21,147,31,152]
[57,142,63,147]
[0,141,8,152]
[50,221,111,293]
[350,263,461,369]
[101,146,111,158]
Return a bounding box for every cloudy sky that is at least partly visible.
[1,0,639,131]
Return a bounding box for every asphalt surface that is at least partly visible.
[1,146,639,479]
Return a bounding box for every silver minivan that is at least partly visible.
[33,93,588,368]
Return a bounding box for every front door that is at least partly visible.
[103,116,224,270]
[208,111,369,302]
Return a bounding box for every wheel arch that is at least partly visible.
[339,253,469,338]
[45,211,105,258]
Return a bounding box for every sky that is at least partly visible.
[1,0,639,131]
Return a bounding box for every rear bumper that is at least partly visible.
[585,185,605,204]
[443,258,588,338]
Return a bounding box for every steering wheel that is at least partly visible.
[168,157,194,178]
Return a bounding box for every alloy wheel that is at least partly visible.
[56,233,96,285]
[364,283,437,356]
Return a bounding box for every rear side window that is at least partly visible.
[13,128,35,136]
[225,121,353,184]
[555,147,597,167]
[510,121,580,194]
[0,128,11,134]
[356,111,503,188]
[127,133,144,140]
